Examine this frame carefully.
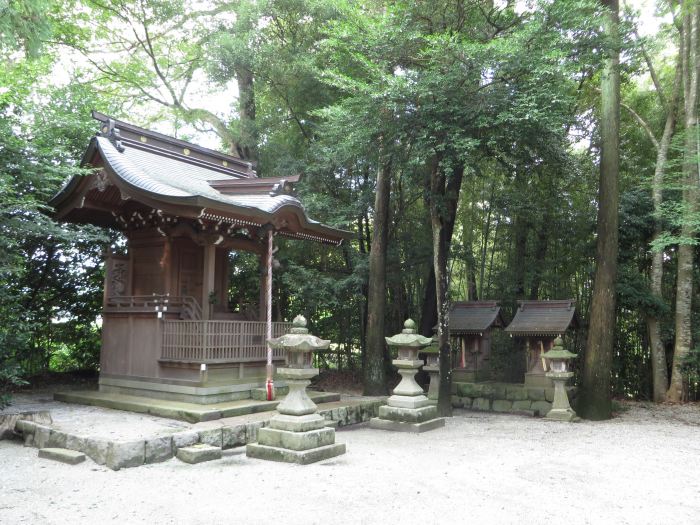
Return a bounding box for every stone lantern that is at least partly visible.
[542,336,579,422]
[422,336,440,403]
[369,319,445,433]
[246,315,346,463]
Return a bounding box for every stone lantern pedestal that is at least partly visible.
[543,336,579,422]
[422,338,440,403]
[246,316,346,464]
[370,320,445,433]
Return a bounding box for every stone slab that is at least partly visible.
[545,408,580,422]
[222,425,247,449]
[38,448,86,465]
[387,394,431,409]
[369,417,445,433]
[527,388,547,401]
[257,427,335,451]
[505,386,528,401]
[106,440,146,471]
[512,400,533,411]
[378,404,438,423]
[472,398,491,411]
[145,436,173,463]
[176,444,222,464]
[246,442,346,464]
[269,413,327,432]
[532,401,553,416]
[172,431,199,449]
[54,390,340,423]
[1,410,51,440]
[492,400,513,412]
[197,427,223,448]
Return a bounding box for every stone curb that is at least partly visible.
[12,398,384,471]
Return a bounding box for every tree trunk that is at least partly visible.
[580,0,620,420]
[419,164,464,337]
[511,172,528,300]
[419,266,438,337]
[234,65,258,163]
[668,3,699,402]
[427,155,458,417]
[363,157,392,395]
[646,49,682,402]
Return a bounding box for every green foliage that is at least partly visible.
[0,0,693,401]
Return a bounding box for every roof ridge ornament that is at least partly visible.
[102,118,125,153]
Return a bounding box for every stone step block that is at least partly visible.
[270,413,327,433]
[38,448,86,465]
[369,417,445,433]
[176,444,222,464]
[246,442,346,465]
[505,386,528,401]
[377,404,437,423]
[106,440,146,471]
[257,427,335,451]
[145,436,173,463]
[531,401,553,416]
[492,400,513,412]
[472,397,491,411]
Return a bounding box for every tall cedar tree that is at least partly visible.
[580,0,620,420]
[364,156,392,395]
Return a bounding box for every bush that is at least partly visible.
[0,362,27,409]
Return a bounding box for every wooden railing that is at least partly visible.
[161,320,292,363]
[105,295,201,320]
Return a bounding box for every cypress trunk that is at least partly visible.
[363,158,392,395]
[580,0,620,420]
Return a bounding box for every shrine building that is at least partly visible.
[50,112,350,404]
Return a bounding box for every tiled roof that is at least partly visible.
[448,301,504,333]
[504,300,578,336]
[96,136,304,215]
[51,115,351,244]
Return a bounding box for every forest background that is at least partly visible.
[1,0,698,414]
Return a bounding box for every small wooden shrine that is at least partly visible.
[50,112,350,403]
[449,301,504,382]
[504,300,578,388]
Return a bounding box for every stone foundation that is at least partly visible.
[451,381,577,417]
[13,399,383,470]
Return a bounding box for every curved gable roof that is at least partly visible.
[51,116,351,245]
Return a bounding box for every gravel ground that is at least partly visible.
[1,401,699,525]
[2,392,192,440]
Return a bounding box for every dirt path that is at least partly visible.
[1,402,698,525]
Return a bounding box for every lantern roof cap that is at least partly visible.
[268,315,330,352]
[386,319,433,348]
[542,336,577,360]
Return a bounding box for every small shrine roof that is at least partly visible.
[504,300,578,336]
[50,113,350,245]
[448,301,504,334]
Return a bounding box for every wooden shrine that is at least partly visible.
[50,112,350,403]
[448,301,505,382]
[504,300,579,388]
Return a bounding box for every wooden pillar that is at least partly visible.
[259,240,270,322]
[202,244,216,320]
[162,238,172,296]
